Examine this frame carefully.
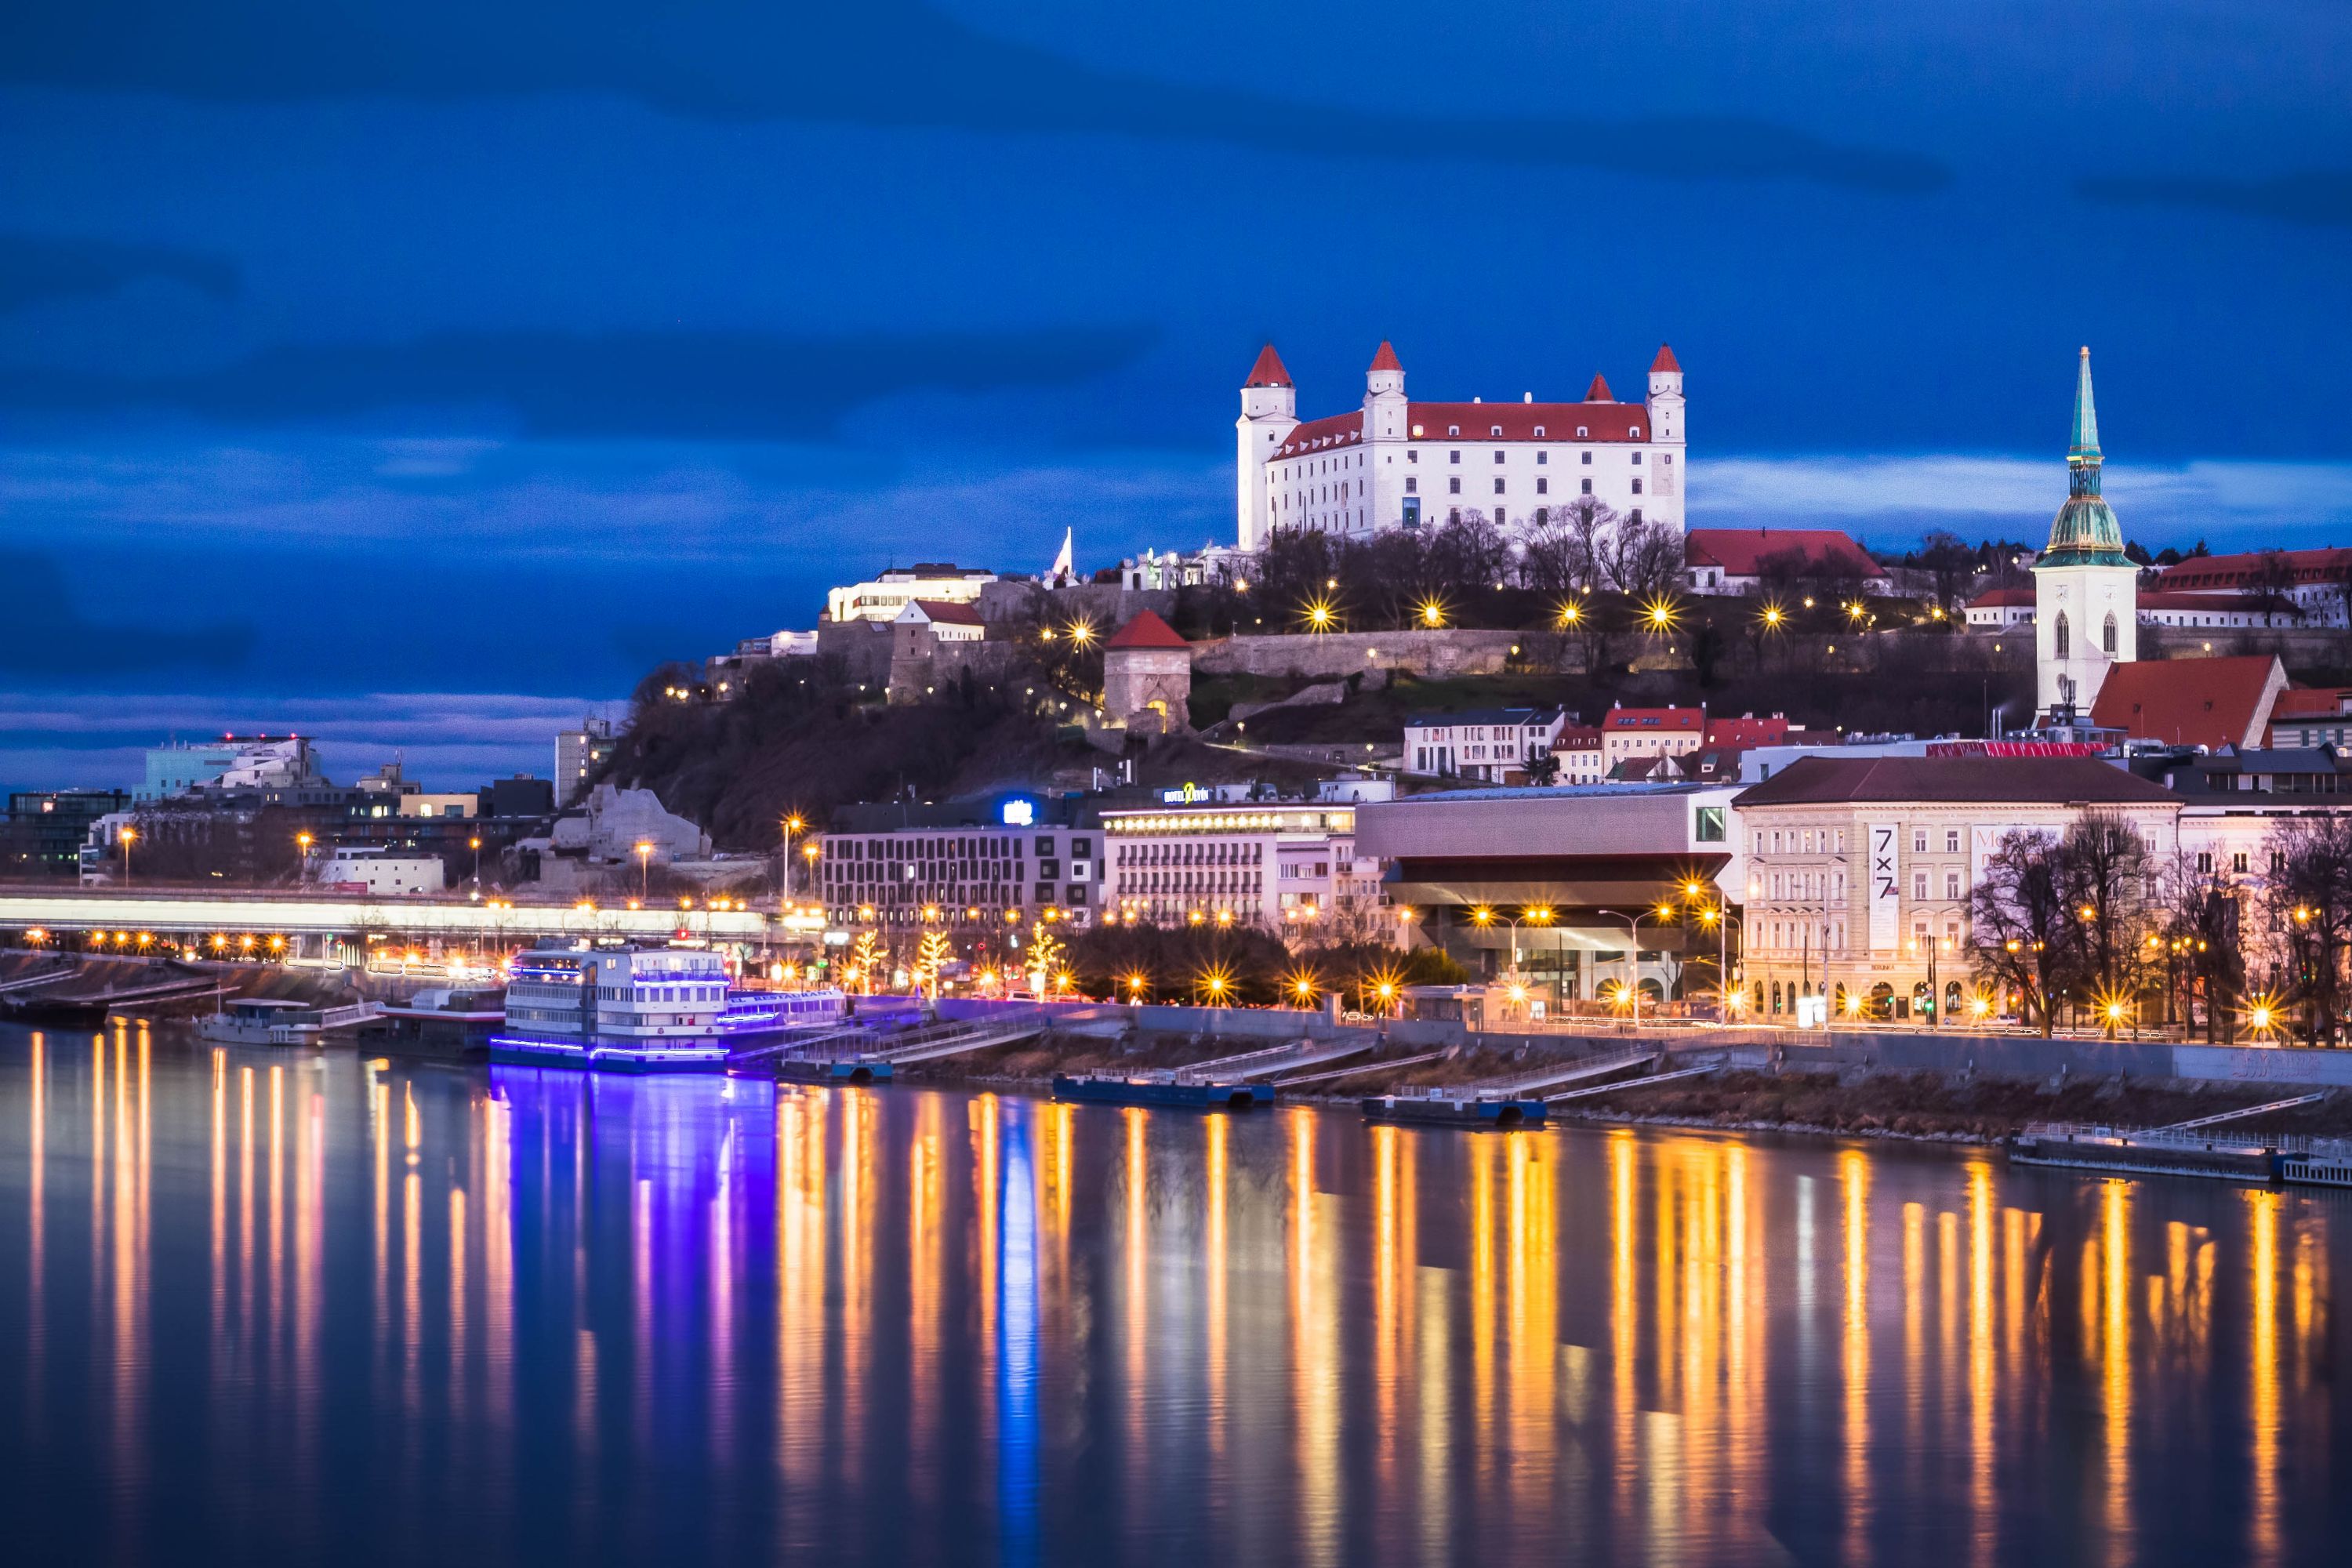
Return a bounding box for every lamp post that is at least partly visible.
[781,814,806,896]
[1595,904,1675,1029]
[470,834,483,892]
[634,840,653,902]
[1695,901,1744,1023]
[118,823,135,887]
[296,831,313,886]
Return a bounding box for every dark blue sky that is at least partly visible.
[2,0,2347,786]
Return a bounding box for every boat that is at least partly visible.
[2009,1122,2281,1184]
[717,985,850,1043]
[2280,1140,2352,1189]
[1051,1073,1273,1110]
[490,939,733,1073]
[360,985,507,1058]
[1363,1090,1547,1129]
[196,996,380,1047]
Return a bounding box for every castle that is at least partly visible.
[1235,340,1687,550]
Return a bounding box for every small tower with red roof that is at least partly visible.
[1102,610,1192,735]
[1237,345,1299,554]
[1647,343,1684,445]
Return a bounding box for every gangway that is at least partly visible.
[1177,1037,1370,1083]
[1545,1057,1724,1103]
[0,966,75,997]
[871,1009,1052,1065]
[1272,1048,1446,1089]
[2151,1094,2325,1133]
[1492,1046,1657,1097]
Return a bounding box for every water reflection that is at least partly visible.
[0,1026,2347,1566]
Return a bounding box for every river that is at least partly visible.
[0,1020,2343,1566]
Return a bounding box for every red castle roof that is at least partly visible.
[1683,528,1884,580]
[1246,343,1292,388]
[1104,610,1189,651]
[1650,343,1682,374]
[2089,655,2285,750]
[1369,340,1403,372]
[1584,373,1614,401]
[1272,400,1648,459]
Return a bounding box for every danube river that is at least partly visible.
[0,1022,2343,1566]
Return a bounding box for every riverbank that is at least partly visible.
[921,1028,2352,1148]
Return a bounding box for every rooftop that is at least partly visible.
[1733,755,2180,807]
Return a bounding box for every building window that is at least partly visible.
[1576,427,1588,438]
[1448,426,1460,437]
[1629,509,1642,524]
[1632,452,1642,465]
[1945,829,1962,852]
[2197,851,2212,873]
[1449,477,1461,494]
[1632,478,1643,494]
[1490,425,1502,437]
[1913,871,1928,899]
[1695,806,1726,843]
[2233,851,2249,873]
[1945,871,1962,900]
[1493,477,1505,495]
[2103,612,2118,655]
[1537,477,1548,495]
[1493,449,1504,464]
[1662,453,1673,465]
[1534,427,1545,439]
[1581,478,1592,495]
[2054,611,2070,659]
[1404,477,1416,494]
[1449,449,1461,463]
[1913,829,1927,853]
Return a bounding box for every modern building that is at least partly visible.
[1732,754,2182,1022]
[556,718,618,808]
[141,735,318,800]
[2033,347,2139,717]
[1236,340,1686,550]
[1404,708,1569,782]
[314,847,448,896]
[825,564,999,625]
[1684,528,1889,597]
[1356,782,1741,1005]
[1,789,131,879]
[1102,799,1374,934]
[818,797,1101,931]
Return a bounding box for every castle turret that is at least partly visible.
[2032,347,2137,717]
[1236,343,1298,552]
[1646,343,1684,445]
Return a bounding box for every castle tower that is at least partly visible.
[1646,344,1687,530]
[1102,610,1192,735]
[2032,347,2137,717]
[1363,340,1410,528]
[1646,343,1684,444]
[1236,343,1298,552]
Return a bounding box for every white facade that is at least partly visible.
[1404,708,1567,781]
[1103,804,1381,934]
[317,848,446,896]
[2034,561,2137,713]
[1236,342,1686,551]
[817,820,1098,927]
[826,566,996,625]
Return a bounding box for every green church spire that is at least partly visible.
[2042,346,2127,564]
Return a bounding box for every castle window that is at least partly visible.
[1577,427,1588,438]
[2102,612,2118,655]
[1662,453,1673,465]
[1537,478,1548,495]
[1407,449,1417,463]
[1581,451,1592,464]
[1494,477,1505,494]
[1449,477,1461,494]
[1534,426,1545,437]
[2054,612,2070,659]
[1630,426,1642,437]
[1631,478,1642,494]
[1490,425,1502,436]
[1404,477,1416,494]
[1410,424,1424,437]
[1447,426,1460,437]
[1493,450,1504,464]
[1449,450,1461,463]
[1629,508,1642,524]
[1632,452,1642,464]
[1581,478,1592,495]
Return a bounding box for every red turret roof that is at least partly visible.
[1105,610,1189,651]
[1584,373,1614,401]
[1246,343,1292,387]
[1650,343,1682,374]
[1369,339,1403,372]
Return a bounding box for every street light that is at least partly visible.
[470,834,482,891]
[1595,905,1675,1029]
[118,823,135,886]
[634,840,654,902]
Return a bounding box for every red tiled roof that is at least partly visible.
[1704,716,1792,746]
[1584,373,1614,401]
[2089,655,2286,750]
[1246,343,1292,388]
[2269,687,2351,720]
[1369,340,1403,372]
[1604,706,1704,732]
[1650,343,1681,374]
[1551,725,1603,747]
[1734,756,2180,807]
[2154,548,2352,592]
[1272,399,1650,459]
[909,598,983,626]
[1684,528,1884,579]
[1968,586,2036,607]
[1104,610,1189,651]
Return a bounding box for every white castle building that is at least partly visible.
[1235,340,1686,550]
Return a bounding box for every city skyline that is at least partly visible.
[5,0,2350,783]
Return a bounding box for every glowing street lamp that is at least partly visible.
[634,840,655,901]
[118,823,135,886]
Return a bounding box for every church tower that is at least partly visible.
[1236,343,1298,551]
[2032,347,2137,717]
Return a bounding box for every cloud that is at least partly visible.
[0,690,618,791]
[0,550,256,678]
[0,1,1947,193]
[0,231,239,314]
[1700,453,2352,550]
[2075,169,2352,227]
[0,325,1156,438]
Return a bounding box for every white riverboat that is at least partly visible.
[492,939,734,1072]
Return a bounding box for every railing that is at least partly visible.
[2018,1121,2343,1156]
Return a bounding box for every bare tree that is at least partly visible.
[1968,829,2071,1035]
[1602,517,1688,600]
[2261,814,2352,1044]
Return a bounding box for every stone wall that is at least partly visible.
[1192,627,1523,680]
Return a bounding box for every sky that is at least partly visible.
[2,0,2347,789]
